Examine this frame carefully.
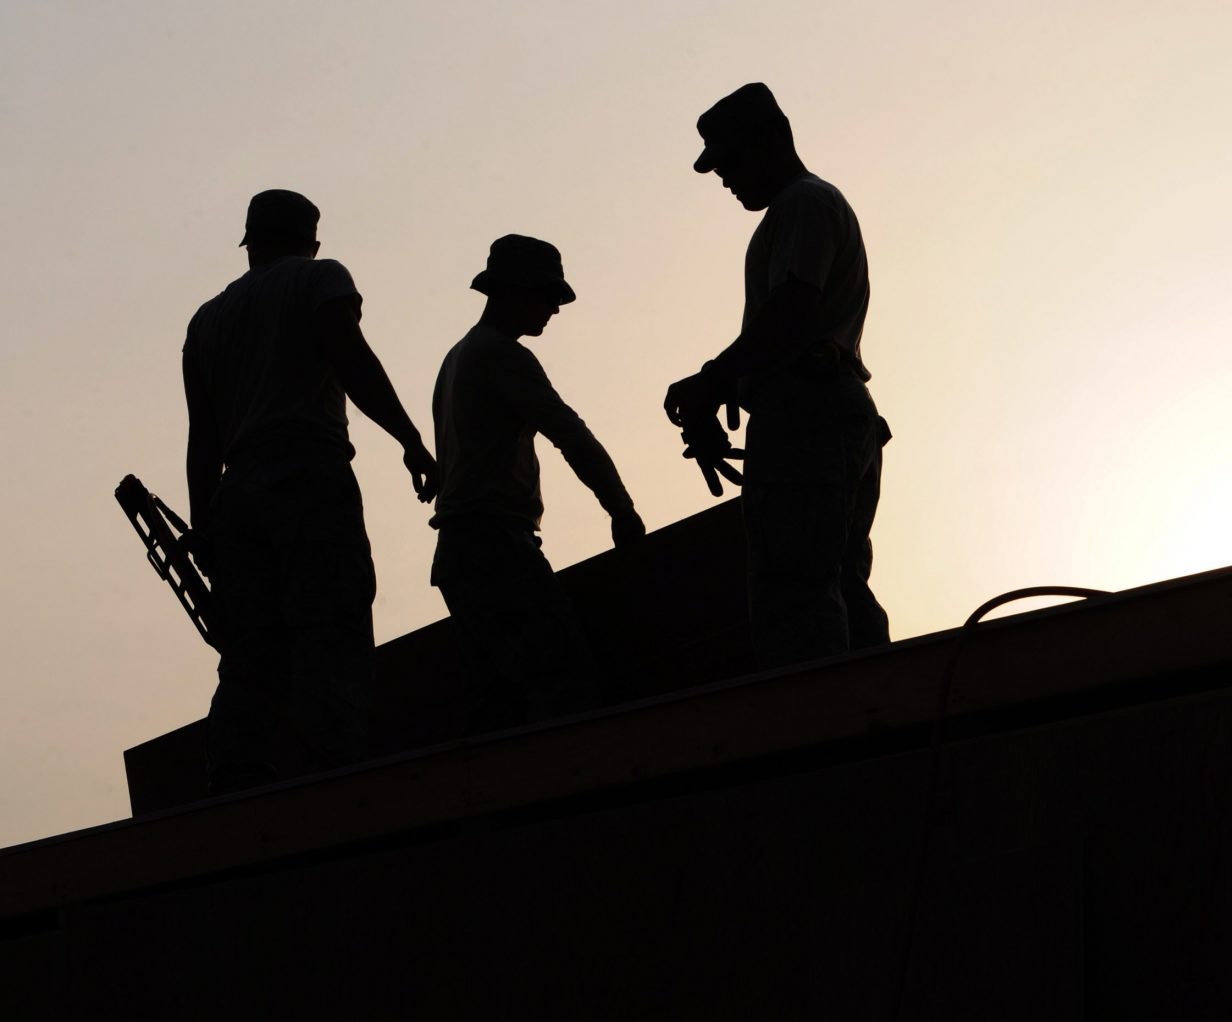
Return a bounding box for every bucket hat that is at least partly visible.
[470,235,576,305]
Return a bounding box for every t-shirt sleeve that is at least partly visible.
[307,259,363,318]
[764,189,840,295]
[497,347,587,442]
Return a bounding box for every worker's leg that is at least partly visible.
[278,463,376,770]
[743,479,850,670]
[841,418,891,651]
[743,373,882,669]
[206,481,287,792]
[433,518,598,733]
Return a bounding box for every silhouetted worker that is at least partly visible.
[182,189,438,793]
[665,84,891,668]
[430,235,645,730]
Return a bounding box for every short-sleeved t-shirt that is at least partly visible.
[183,257,360,466]
[430,324,632,531]
[743,172,871,383]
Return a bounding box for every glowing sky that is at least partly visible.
[2,0,1230,847]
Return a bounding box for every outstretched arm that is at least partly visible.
[313,296,439,503]
[502,350,644,547]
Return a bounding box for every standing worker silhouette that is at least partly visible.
[430,235,645,731]
[182,190,439,793]
[664,84,891,668]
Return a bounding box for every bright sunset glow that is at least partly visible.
[2,0,1230,847]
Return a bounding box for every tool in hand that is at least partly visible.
[115,474,214,647]
[680,414,744,497]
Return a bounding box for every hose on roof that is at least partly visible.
[890,585,1110,1022]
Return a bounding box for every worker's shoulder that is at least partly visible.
[195,265,255,310]
[773,173,854,217]
[187,290,222,329]
[272,257,357,302]
[441,329,546,403]
[184,271,247,346]
[456,325,540,368]
[191,256,343,313]
[307,256,355,280]
[243,256,358,295]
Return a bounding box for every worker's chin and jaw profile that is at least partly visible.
[487,284,561,339]
[715,153,776,211]
[519,296,560,337]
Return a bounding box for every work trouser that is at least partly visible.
[207,457,376,787]
[742,367,891,669]
[431,516,598,733]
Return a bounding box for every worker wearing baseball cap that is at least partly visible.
[665,84,891,667]
[183,189,439,792]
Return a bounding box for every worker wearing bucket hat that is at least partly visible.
[430,235,644,731]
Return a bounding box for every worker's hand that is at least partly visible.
[664,370,723,428]
[182,529,214,581]
[611,508,646,549]
[680,414,744,497]
[403,439,440,504]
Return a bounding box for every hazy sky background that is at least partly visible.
[3,0,1230,848]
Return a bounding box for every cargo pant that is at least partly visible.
[742,365,891,669]
[432,516,599,733]
[206,456,376,789]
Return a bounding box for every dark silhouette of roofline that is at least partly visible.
[6,552,1232,919]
